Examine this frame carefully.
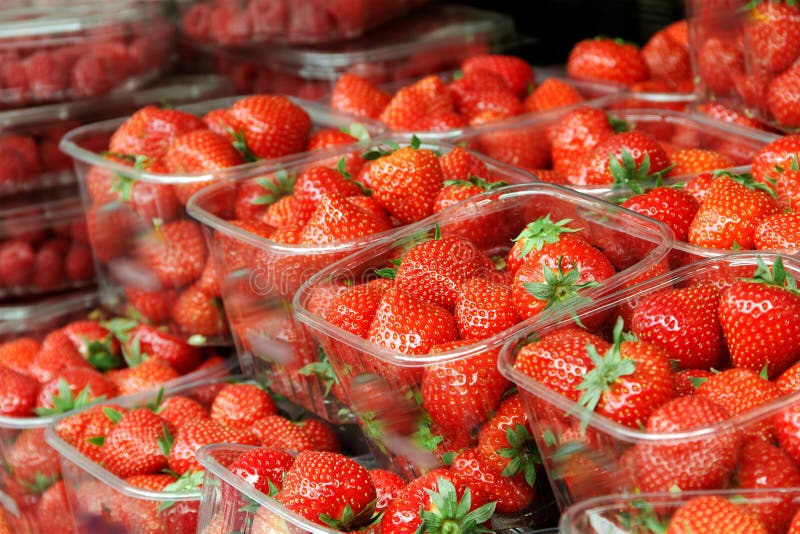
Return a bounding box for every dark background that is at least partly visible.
[453,0,686,65]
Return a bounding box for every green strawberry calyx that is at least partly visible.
[158,470,205,511]
[496,424,540,487]
[320,502,377,531]
[512,216,581,259]
[616,498,669,534]
[608,115,631,133]
[337,157,372,196]
[523,257,600,326]
[714,169,778,199]
[744,255,800,295]
[574,317,638,431]
[443,177,508,191]
[84,335,123,372]
[251,169,296,206]
[298,347,340,398]
[418,477,496,534]
[609,149,673,196]
[231,130,260,163]
[34,381,100,416]
[362,140,402,161]
[342,123,372,146]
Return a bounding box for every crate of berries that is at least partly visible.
[0,291,233,533]
[0,3,175,108]
[186,136,536,424]
[499,251,800,510]
[44,377,362,534]
[290,182,673,524]
[58,94,384,344]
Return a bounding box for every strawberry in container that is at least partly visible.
[291,182,673,526]
[44,376,359,534]
[181,5,514,101]
[452,98,777,195]
[0,291,234,534]
[197,441,560,534]
[499,252,800,511]
[186,136,537,424]
[561,489,800,534]
[59,94,384,344]
[0,3,175,108]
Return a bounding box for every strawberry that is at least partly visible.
[379,76,454,131]
[35,368,117,414]
[100,408,171,478]
[164,130,244,173]
[575,318,675,429]
[109,106,206,160]
[331,74,390,119]
[139,219,208,288]
[696,368,782,442]
[667,148,734,177]
[86,203,143,262]
[0,337,40,376]
[697,36,744,96]
[633,395,742,492]
[773,157,800,211]
[35,480,74,534]
[694,102,766,131]
[276,451,376,531]
[475,394,538,484]
[292,166,364,225]
[394,234,487,310]
[299,193,391,244]
[630,283,724,370]
[767,66,800,127]
[29,330,89,383]
[305,129,358,152]
[673,369,714,396]
[684,171,716,204]
[250,415,316,452]
[168,418,259,475]
[641,23,691,85]
[62,320,121,371]
[203,108,234,138]
[511,235,614,321]
[114,358,180,397]
[550,107,621,176]
[461,54,534,96]
[325,279,393,338]
[754,212,800,251]
[473,123,551,170]
[458,89,522,122]
[744,1,800,75]
[380,469,494,534]
[369,469,406,512]
[172,284,227,338]
[421,341,509,439]
[367,141,443,224]
[0,240,34,287]
[577,131,672,187]
[121,323,202,375]
[567,37,648,86]
[438,147,489,182]
[6,427,60,493]
[154,395,208,430]
[506,216,584,276]
[367,288,457,361]
[453,277,518,340]
[227,95,312,159]
[228,446,294,495]
[621,186,699,242]
[751,134,800,188]
[66,404,127,463]
[667,496,768,533]
[524,77,583,112]
[31,238,67,290]
[210,383,277,429]
[736,439,800,534]
[297,419,340,452]
[64,243,95,283]
[0,384,38,431]
[777,361,800,394]
[451,448,535,515]
[688,171,780,250]
[718,256,800,377]
[450,68,509,107]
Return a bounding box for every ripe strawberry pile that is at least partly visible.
[52,381,342,534]
[330,54,588,131]
[0,200,94,295]
[83,95,361,339]
[0,128,94,189]
[462,104,750,185]
[691,0,800,129]
[618,134,800,258]
[511,255,800,520]
[181,0,426,46]
[0,14,173,106]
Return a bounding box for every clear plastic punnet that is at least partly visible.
[60,95,385,344]
[183,5,517,100]
[498,252,800,511]
[186,137,538,424]
[292,183,673,522]
[0,3,176,107]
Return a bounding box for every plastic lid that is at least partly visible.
[0,289,97,334]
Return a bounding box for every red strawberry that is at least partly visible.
[633,395,742,492]
[754,212,800,251]
[694,102,766,131]
[100,408,171,478]
[28,333,90,384]
[276,451,376,531]
[751,134,800,187]
[0,337,40,376]
[0,366,39,416]
[64,243,95,283]
[697,36,745,96]
[575,318,675,429]
[0,240,34,287]
[109,106,206,159]
[451,448,535,515]
[667,495,768,534]
[139,219,208,288]
[62,320,121,371]
[165,130,243,173]
[718,256,800,377]
[250,415,316,452]
[458,89,522,122]
[197,259,221,298]
[473,122,551,170]
[449,68,509,107]
[292,166,364,225]
[622,186,699,242]
[567,37,648,86]
[379,76,454,131]
[114,358,180,397]
[421,341,510,439]
[325,279,393,338]
[330,74,390,119]
[228,446,294,495]
[296,419,340,452]
[641,23,691,85]
[210,383,277,429]
[673,369,714,396]
[227,95,312,159]
[155,395,209,430]
[688,171,780,250]
[369,469,406,512]
[35,367,117,414]
[550,107,620,175]
[31,238,67,290]
[172,284,226,338]
[667,148,734,177]
[523,77,583,112]
[767,65,800,127]
[577,131,672,187]
[454,278,518,340]
[438,147,490,182]
[630,283,724,370]
[476,394,539,484]
[744,1,800,75]
[122,323,202,375]
[203,108,234,137]
[380,469,494,534]
[35,481,74,534]
[305,129,358,152]
[506,216,584,276]
[6,427,60,492]
[367,142,443,224]
[86,203,143,262]
[299,193,391,244]
[168,418,259,475]
[461,54,534,96]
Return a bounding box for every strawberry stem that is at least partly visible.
[744,255,800,295]
[512,216,581,259]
